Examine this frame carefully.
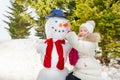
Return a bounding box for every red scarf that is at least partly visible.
[43,38,65,70]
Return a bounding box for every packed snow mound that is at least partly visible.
[0,39,43,80]
[0,39,73,80]
[0,39,120,80]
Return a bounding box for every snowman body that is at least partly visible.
[37,17,71,80]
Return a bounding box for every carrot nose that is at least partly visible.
[59,23,62,27]
[59,23,69,27]
[63,23,68,27]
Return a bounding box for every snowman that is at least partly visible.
[37,9,72,80]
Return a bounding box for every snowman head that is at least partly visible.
[45,9,70,39]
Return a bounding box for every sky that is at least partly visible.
[0,0,11,41]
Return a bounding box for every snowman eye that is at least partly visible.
[55,29,57,31]
[51,27,54,29]
[62,30,64,32]
[55,20,58,23]
[58,30,61,32]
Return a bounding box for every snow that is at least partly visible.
[26,6,40,20]
[0,39,120,80]
[0,39,42,80]
[102,65,120,80]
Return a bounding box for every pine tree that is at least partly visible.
[4,1,31,39]
[16,0,75,39]
[72,0,120,64]
[96,0,120,59]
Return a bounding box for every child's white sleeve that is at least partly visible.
[65,32,79,50]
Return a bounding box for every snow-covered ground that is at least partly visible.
[0,39,42,80]
[0,39,120,80]
[0,39,73,80]
[102,60,120,80]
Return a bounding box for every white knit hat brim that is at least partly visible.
[80,21,95,33]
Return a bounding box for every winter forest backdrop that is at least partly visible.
[0,0,120,66]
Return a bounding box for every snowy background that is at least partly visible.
[0,39,73,80]
[0,39,41,80]
[0,39,120,80]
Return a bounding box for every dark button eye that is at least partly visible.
[62,30,64,32]
[55,29,57,31]
[58,30,61,32]
[51,27,54,29]
[55,20,58,23]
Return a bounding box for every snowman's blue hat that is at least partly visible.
[46,9,66,18]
